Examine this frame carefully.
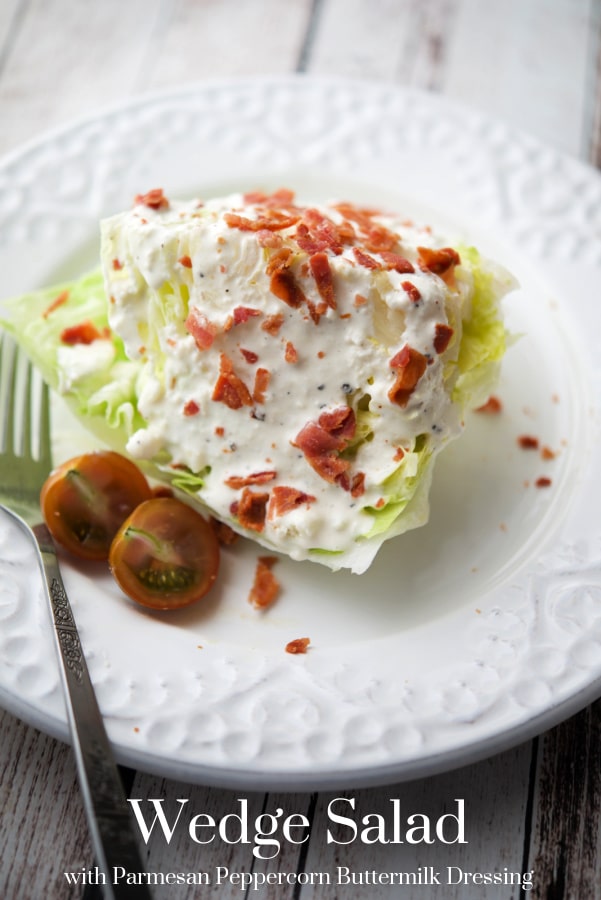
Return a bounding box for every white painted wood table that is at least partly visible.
[1,1,600,897]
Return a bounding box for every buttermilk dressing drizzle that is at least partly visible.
[100,189,502,572]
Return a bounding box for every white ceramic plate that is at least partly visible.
[1,77,600,790]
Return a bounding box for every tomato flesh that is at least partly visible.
[109,498,220,609]
[40,451,152,560]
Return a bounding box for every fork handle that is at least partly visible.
[32,523,153,900]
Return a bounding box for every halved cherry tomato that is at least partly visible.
[108,497,220,610]
[41,451,152,560]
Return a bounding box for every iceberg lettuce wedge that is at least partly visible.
[1,194,515,573]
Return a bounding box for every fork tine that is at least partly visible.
[0,333,17,456]
[38,378,52,470]
[21,356,33,459]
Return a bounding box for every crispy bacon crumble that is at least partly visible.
[248,556,280,609]
[285,637,311,655]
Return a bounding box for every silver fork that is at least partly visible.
[0,333,152,899]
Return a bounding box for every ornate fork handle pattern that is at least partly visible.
[30,521,153,900]
[47,574,85,684]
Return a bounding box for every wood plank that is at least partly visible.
[526,702,601,900]
[238,792,317,899]
[136,0,313,90]
[0,0,25,74]
[587,0,601,165]
[125,773,265,900]
[305,0,428,81]
[443,0,594,156]
[0,709,91,899]
[0,0,164,157]
[297,744,533,899]
[307,0,593,156]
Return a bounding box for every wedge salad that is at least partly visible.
[1,188,515,573]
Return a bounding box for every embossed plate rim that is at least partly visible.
[0,76,600,789]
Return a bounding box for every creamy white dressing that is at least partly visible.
[57,340,116,392]
[100,193,475,570]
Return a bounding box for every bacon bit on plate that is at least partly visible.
[309,252,336,309]
[261,313,285,335]
[253,367,271,403]
[333,201,379,231]
[257,229,284,249]
[350,471,366,497]
[417,246,460,283]
[306,298,329,325]
[476,395,503,414]
[270,267,307,308]
[134,188,169,210]
[112,259,123,271]
[541,445,556,460]
[319,406,356,443]
[295,208,344,255]
[185,308,217,350]
[381,251,415,274]
[183,399,200,416]
[224,211,300,232]
[42,289,69,318]
[234,488,269,532]
[292,407,356,488]
[401,281,421,303]
[233,306,262,325]
[210,516,239,546]
[354,293,368,307]
[362,224,398,254]
[265,247,293,276]
[178,255,193,268]
[293,420,351,485]
[285,637,310,655]
[433,323,454,354]
[225,470,277,489]
[244,188,296,208]
[294,207,344,256]
[285,341,298,363]
[353,247,380,269]
[518,434,539,450]
[388,345,428,407]
[212,353,253,409]
[331,202,398,252]
[248,555,281,609]
[240,348,259,364]
[535,476,552,488]
[268,485,316,518]
[60,321,110,345]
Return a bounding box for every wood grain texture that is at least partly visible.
[443,0,595,157]
[0,0,164,157]
[137,0,313,90]
[588,0,601,165]
[0,710,90,899]
[527,703,601,900]
[298,746,533,899]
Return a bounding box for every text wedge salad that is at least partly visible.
[1,188,516,573]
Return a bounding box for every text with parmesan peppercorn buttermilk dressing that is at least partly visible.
[100,189,510,572]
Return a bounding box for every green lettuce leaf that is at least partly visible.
[0,241,512,572]
[1,270,144,453]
